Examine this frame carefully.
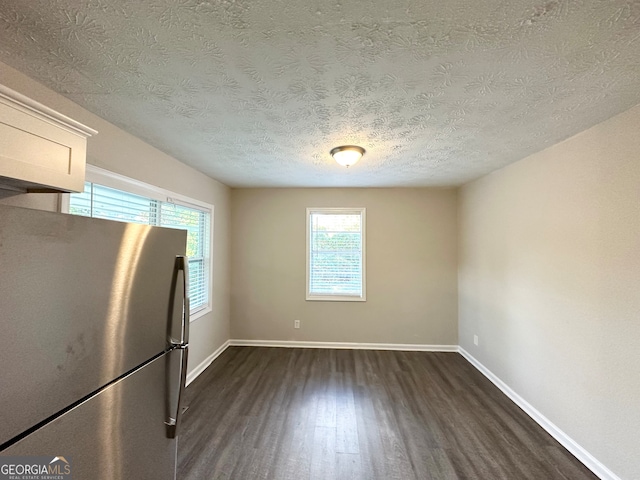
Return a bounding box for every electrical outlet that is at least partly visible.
[473,335,479,346]
[294,320,300,329]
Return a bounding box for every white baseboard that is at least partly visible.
[230,339,458,351]
[458,347,620,480]
[186,339,231,386]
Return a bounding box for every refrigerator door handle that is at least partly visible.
[170,255,190,348]
[165,345,188,439]
[165,255,190,439]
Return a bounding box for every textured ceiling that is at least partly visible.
[0,1,639,187]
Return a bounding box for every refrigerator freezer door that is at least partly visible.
[0,205,187,448]
[1,353,177,480]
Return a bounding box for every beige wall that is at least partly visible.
[231,188,458,345]
[0,61,231,375]
[458,105,640,479]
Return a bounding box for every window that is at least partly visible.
[306,207,366,301]
[66,166,213,320]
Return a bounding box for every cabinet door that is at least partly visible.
[0,85,96,193]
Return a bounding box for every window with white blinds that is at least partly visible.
[306,208,366,301]
[68,178,211,317]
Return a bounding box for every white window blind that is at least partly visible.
[69,181,211,315]
[306,208,366,301]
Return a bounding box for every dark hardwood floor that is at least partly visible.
[177,347,597,480]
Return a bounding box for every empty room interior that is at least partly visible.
[0,1,638,479]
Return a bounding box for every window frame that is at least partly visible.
[61,165,214,322]
[306,207,366,302]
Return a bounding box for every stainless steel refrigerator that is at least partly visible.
[0,203,190,479]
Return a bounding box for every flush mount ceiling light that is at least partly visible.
[330,145,365,167]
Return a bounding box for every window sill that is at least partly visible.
[306,295,366,302]
[190,305,212,322]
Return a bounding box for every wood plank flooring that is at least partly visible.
[177,347,597,480]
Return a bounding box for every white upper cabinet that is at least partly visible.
[0,84,97,193]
